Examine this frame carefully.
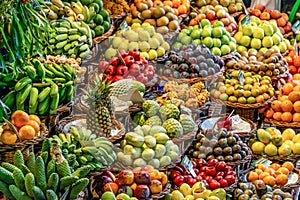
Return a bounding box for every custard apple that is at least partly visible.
[163,118,183,137]
[179,114,195,134]
[159,103,180,121]
[142,100,160,117]
[144,116,162,126]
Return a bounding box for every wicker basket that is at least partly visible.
[0,123,49,163]
[172,124,198,144]
[264,118,300,132]
[92,25,115,45]
[57,114,126,143]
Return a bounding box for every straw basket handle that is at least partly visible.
[2,117,22,142]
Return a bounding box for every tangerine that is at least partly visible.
[259,172,270,180]
[282,162,294,172]
[263,175,276,186]
[294,85,300,92]
[270,163,281,171]
[29,115,41,125]
[288,91,300,102]
[293,74,300,80]
[282,83,294,95]
[281,112,293,122]
[276,174,288,186]
[1,130,17,144]
[177,5,187,14]
[11,110,30,128]
[25,120,40,135]
[255,168,263,175]
[279,95,289,102]
[277,167,290,176]
[248,171,259,182]
[281,100,293,112]
[271,100,282,112]
[163,0,173,7]
[265,108,274,118]
[294,101,300,112]
[273,112,282,121]
[293,113,300,122]
[19,125,35,140]
[172,0,181,8]
[256,164,266,171]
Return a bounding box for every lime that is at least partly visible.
[90,3,100,13]
[103,21,110,32]
[82,0,92,5]
[99,9,109,21]
[94,25,104,36]
[94,14,103,25]
[93,0,103,10]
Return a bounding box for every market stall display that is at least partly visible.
[2,0,300,199]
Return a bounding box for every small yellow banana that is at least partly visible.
[76,14,84,21]
[66,9,75,17]
[51,0,64,8]
[71,2,82,15]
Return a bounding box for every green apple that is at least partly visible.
[221,35,230,44]
[284,39,291,48]
[296,34,300,42]
[262,24,274,36]
[237,45,248,54]
[201,27,212,37]
[156,47,165,57]
[201,19,211,28]
[228,41,236,51]
[176,32,187,41]
[101,192,115,200]
[211,47,221,56]
[272,33,281,45]
[279,41,287,53]
[213,38,222,47]
[234,31,243,43]
[271,45,280,52]
[250,16,261,25]
[181,35,192,45]
[213,21,224,27]
[210,188,226,200]
[181,28,191,35]
[239,35,251,47]
[212,27,223,38]
[193,39,201,44]
[242,24,253,37]
[203,37,213,48]
[116,193,130,200]
[190,29,201,39]
[251,38,261,49]
[220,45,231,55]
[262,36,273,48]
[172,42,182,49]
[253,27,264,39]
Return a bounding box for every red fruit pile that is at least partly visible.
[247,4,292,35]
[284,47,300,75]
[95,166,168,199]
[171,159,236,189]
[98,50,155,83]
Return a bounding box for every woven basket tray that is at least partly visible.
[172,124,198,144]
[212,96,275,109]
[251,153,300,165]
[264,118,300,129]
[92,24,115,45]
[0,123,49,163]
[57,114,126,143]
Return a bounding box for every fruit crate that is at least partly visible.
[0,123,49,163]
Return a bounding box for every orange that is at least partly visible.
[163,0,173,6]
[293,74,300,80]
[173,8,179,15]
[276,174,288,186]
[273,112,282,121]
[177,5,187,14]
[288,91,300,102]
[282,162,294,172]
[256,164,266,171]
[264,168,275,176]
[259,172,270,180]
[247,171,259,182]
[255,168,263,175]
[1,130,17,144]
[2,125,11,131]
[285,56,293,65]
[265,108,274,118]
[293,113,300,122]
[11,110,30,128]
[294,101,300,112]
[25,120,40,135]
[282,83,294,95]
[277,167,290,176]
[29,115,41,125]
[271,100,282,112]
[172,0,181,8]
[263,93,270,100]
[294,85,300,91]
[263,175,276,186]
[18,125,35,140]
[270,163,281,171]
[281,112,293,122]
[289,65,297,74]
[256,95,265,103]
[281,100,293,112]
[279,95,289,102]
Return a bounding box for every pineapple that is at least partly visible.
[84,75,114,137]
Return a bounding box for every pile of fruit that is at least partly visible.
[97,166,168,199]
[1,111,42,144]
[48,19,92,57]
[247,4,292,35]
[125,0,186,33]
[104,23,170,60]
[247,162,295,187]
[233,181,294,199]
[234,17,290,53]
[103,0,130,16]
[188,128,250,162]
[156,81,210,109]
[1,58,75,115]
[0,148,89,200]
[133,100,196,137]
[173,20,237,56]
[171,158,237,188]
[264,82,300,122]
[224,49,289,77]
[156,43,224,79]
[42,126,117,171]
[40,0,111,38]
[117,125,181,168]
[186,3,238,34]
[249,127,300,157]
[210,72,275,104]
[193,0,245,15]
[170,181,227,200]
[98,49,155,83]
[284,46,300,75]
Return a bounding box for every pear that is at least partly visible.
[180,183,192,196]
[171,190,184,200]
[105,47,117,59]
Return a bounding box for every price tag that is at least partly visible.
[230,115,241,125]
[238,70,245,86]
[120,20,129,33]
[292,20,300,32]
[240,13,250,26]
[251,158,272,167]
[181,156,196,178]
[294,39,299,57]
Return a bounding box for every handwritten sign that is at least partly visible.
[181,156,197,178]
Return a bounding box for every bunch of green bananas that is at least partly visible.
[45,18,92,58]
[1,58,76,115]
[39,0,111,38]
[43,127,117,171]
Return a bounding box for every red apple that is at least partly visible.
[116,65,129,76]
[173,166,184,174]
[143,69,154,80]
[102,170,116,182]
[187,178,197,187]
[124,55,135,66]
[200,166,207,172]
[109,57,120,66]
[224,175,236,185]
[117,170,134,186]
[173,175,185,186]
[207,159,218,166]
[134,185,150,199]
[184,174,193,181]
[125,73,136,80]
[209,180,221,190]
[215,171,224,177]
[119,49,128,58]
[216,161,227,171]
[206,10,216,20]
[139,56,148,65]
[98,60,109,72]
[205,175,213,183]
[225,166,233,172]
[190,160,197,168]
[171,170,181,179]
[113,75,123,82]
[215,176,223,181]
[135,171,151,185]
[145,65,155,72]
[129,63,141,76]
[196,158,207,167]
[206,166,216,177]
[149,180,163,194]
[219,179,229,187]
[196,175,203,182]
[225,171,236,176]
[128,49,140,60]
[104,65,116,76]
[198,172,206,178]
[193,168,199,175]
